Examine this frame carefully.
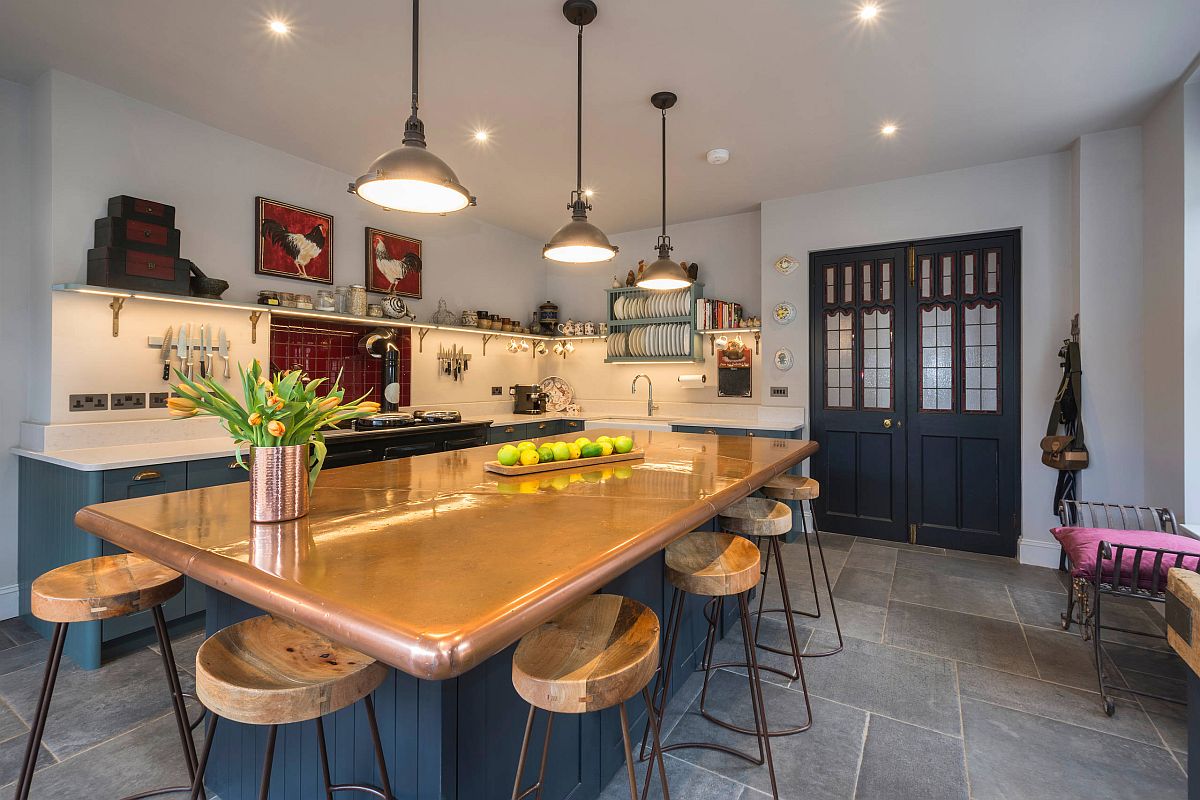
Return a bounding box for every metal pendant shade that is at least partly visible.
[637,91,692,290]
[543,0,617,264]
[350,0,475,214]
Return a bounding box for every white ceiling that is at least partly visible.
[1,1,1197,239]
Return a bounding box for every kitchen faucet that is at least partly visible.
[632,374,658,417]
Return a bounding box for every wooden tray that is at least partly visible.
[484,449,645,476]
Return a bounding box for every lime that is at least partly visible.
[497,444,520,466]
[573,437,591,448]
[552,443,571,461]
[516,440,537,451]
[582,470,603,483]
[598,441,614,456]
[566,443,582,460]
[614,465,634,479]
[580,443,604,459]
[613,436,634,454]
[519,448,540,467]
[537,445,556,463]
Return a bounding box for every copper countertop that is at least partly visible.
[74,430,817,680]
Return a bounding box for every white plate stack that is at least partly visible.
[611,288,690,321]
[607,323,691,358]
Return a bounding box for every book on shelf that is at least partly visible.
[695,298,743,330]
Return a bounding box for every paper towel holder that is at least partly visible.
[677,373,707,385]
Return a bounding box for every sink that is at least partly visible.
[584,417,674,432]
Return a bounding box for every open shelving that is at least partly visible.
[604,282,704,363]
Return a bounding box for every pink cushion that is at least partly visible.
[1052,526,1200,590]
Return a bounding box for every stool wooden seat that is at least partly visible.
[665,532,760,597]
[31,553,183,623]
[718,497,792,538]
[513,594,659,714]
[196,615,387,726]
[762,475,820,502]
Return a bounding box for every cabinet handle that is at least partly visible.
[227,461,241,469]
[704,429,716,435]
[504,426,515,434]
[568,422,579,428]
[747,432,755,437]
[133,470,162,481]
[537,423,547,430]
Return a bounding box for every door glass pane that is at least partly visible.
[963,301,1000,412]
[919,256,933,299]
[880,260,893,302]
[825,265,836,305]
[862,308,893,410]
[962,251,977,296]
[920,304,954,411]
[984,249,1000,294]
[825,310,855,409]
[842,264,854,304]
[940,254,954,298]
[861,261,873,304]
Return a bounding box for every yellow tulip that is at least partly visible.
[168,406,198,418]
[166,397,197,413]
[248,412,263,426]
[317,396,340,412]
[177,383,205,398]
[358,401,381,414]
[266,420,286,437]
[267,395,285,411]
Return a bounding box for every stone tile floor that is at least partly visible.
[0,533,1189,800]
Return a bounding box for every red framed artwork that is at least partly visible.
[366,227,422,297]
[256,197,333,284]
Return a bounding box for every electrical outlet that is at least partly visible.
[770,386,789,398]
[110,393,147,410]
[69,394,108,412]
[492,386,503,396]
[149,392,169,409]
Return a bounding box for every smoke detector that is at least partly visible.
[706,148,730,165]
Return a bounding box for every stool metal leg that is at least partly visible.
[638,587,684,763]
[315,700,393,800]
[259,724,279,800]
[15,621,68,800]
[151,604,199,777]
[638,686,671,800]
[512,706,555,800]
[187,715,220,800]
[364,695,394,800]
[618,702,639,800]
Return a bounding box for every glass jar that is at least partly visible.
[348,285,368,316]
[257,290,280,306]
[315,290,335,311]
[334,286,350,313]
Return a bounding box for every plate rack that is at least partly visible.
[604,282,705,363]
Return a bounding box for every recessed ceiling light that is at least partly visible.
[858,3,879,21]
[473,129,489,142]
[880,123,898,136]
[267,19,290,34]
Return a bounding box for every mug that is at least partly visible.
[599,323,609,335]
[583,321,597,336]
[557,319,576,335]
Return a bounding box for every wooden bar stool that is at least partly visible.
[644,532,779,800]
[15,554,197,800]
[511,594,670,800]
[709,496,813,737]
[761,475,843,658]
[187,615,392,800]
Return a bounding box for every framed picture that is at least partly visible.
[255,197,333,284]
[366,227,422,297]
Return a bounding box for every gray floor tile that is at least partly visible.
[795,598,887,644]
[0,731,56,790]
[956,662,1162,746]
[894,550,1066,593]
[1123,670,1188,754]
[1011,586,1170,649]
[853,538,946,556]
[666,670,867,800]
[709,618,811,690]
[843,543,898,575]
[0,620,41,649]
[801,631,961,736]
[598,751,751,800]
[883,601,1037,676]
[1023,625,1127,692]
[1104,641,1188,682]
[832,568,892,608]
[659,671,707,744]
[890,568,1017,622]
[853,714,967,800]
[0,646,196,761]
[962,699,1185,799]
[1,712,199,800]
[150,631,205,675]
[0,700,25,743]
[0,640,51,679]
[759,545,846,617]
[810,532,855,552]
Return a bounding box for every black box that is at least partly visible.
[87,247,191,295]
[94,216,181,256]
[106,195,176,227]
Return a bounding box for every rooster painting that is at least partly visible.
[365,227,422,297]
[255,197,333,284]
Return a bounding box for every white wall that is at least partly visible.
[544,211,766,405]
[760,153,1076,565]
[1076,128,1144,507]
[0,78,33,613]
[1185,78,1200,521]
[33,71,546,422]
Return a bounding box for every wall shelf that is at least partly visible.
[697,327,762,356]
[605,282,704,362]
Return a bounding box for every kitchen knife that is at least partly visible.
[176,323,188,380]
[185,325,196,380]
[218,328,230,379]
[199,325,208,379]
[160,326,173,380]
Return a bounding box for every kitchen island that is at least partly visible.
[73,429,817,800]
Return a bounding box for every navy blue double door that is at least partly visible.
[807,230,1021,556]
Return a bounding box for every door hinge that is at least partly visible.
[908,523,918,545]
[907,245,916,286]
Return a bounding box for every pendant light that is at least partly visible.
[543,0,618,264]
[638,91,692,290]
[350,0,475,213]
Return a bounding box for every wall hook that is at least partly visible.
[481,334,494,356]
[417,328,429,353]
[248,310,263,344]
[109,297,126,337]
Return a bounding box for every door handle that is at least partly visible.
[882,418,893,429]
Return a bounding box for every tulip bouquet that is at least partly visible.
[170,359,380,491]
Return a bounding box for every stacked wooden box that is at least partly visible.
[87,195,190,295]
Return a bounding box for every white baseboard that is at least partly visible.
[0,584,18,621]
[1019,538,1061,569]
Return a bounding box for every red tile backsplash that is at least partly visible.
[269,321,410,406]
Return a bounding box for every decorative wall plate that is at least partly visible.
[774,347,795,371]
[774,255,799,275]
[773,301,797,325]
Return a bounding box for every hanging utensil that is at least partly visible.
[219,328,230,378]
[160,326,173,380]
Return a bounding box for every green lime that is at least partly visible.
[537,445,556,463]
[516,440,537,451]
[497,444,520,466]
[613,436,634,454]
[580,443,604,459]
[552,443,571,461]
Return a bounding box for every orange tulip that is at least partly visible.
[248,412,263,426]
[267,395,285,411]
[358,401,381,414]
[317,396,340,412]
[266,420,286,437]
[177,383,205,398]
[166,397,197,414]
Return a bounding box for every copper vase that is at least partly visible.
[249,444,310,522]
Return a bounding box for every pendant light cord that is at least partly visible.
[661,108,667,238]
[411,0,420,117]
[576,24,584,195]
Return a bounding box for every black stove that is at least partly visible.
[352,409,463,431]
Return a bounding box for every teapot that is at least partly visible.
[381,295,415,321]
